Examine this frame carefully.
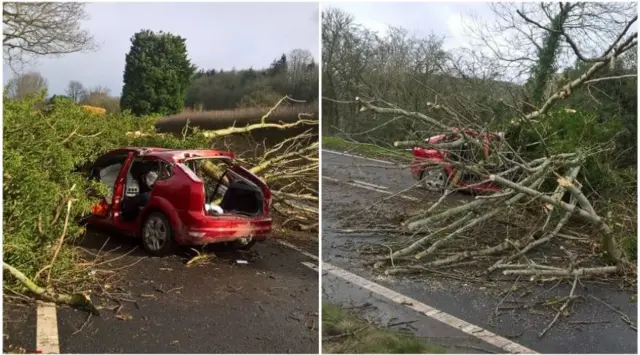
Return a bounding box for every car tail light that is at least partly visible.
[91,201,109,217]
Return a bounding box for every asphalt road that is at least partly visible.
[322,149,637,354]
[4,232,319,354]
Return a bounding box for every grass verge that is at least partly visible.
[322,303,445,354]
[322,136,412,161]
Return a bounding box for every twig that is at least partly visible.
[588,294,637,331]
[72,313,93,335]
[324,324,370,341]
[495,276,521,318]
[387,320,418,327]
[46,191,76,285]
[156,286,183,294]
[539,275,578,338]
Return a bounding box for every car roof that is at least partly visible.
[101,147,236,162]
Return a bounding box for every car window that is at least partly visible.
[141,158,172,181]
[156,161,172,180]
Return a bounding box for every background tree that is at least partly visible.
[80,86,120,113]
[287,49,318,103]
[5,72,48,99]
[120,30,196,116]
[184,50,318,110]
[466,2,637,99]
[2,2,97,71]
[66,80,88,103]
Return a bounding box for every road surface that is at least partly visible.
[322,149,637,354]
[4,233,319,354]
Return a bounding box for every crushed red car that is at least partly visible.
[87,147,272,256]
[410,129,504,193]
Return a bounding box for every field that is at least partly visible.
[156,103,318,150]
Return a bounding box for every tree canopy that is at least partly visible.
[2,2,97,71]
[120,29,196,116]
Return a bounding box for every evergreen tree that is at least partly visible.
[120,30,196,116]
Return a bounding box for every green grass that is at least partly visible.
[322,136,412,161]
[322,303,446,354]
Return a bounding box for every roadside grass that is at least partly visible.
[322,303,446,354]
[322,136,412,161]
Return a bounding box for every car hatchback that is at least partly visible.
[87,147,272,256]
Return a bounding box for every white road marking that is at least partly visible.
[322,149,394,165]
[327,177,389,195]
[351,179,389,190]
[275,239,319,261]
[301,261,318,272]
[36,301,60,354]
[323,176,419,202]
[324,262,537,354]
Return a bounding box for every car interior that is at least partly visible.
[185,159,264,217]
[118,158,166,221]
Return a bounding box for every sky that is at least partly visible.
[322,2,494,50]
[3,2,319,96]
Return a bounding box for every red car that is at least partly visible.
[87,147,272,256]
[410,129,504,193]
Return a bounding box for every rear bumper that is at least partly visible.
[178,212,272,245]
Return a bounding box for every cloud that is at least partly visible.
[356,17,390,36]
[3,2,319,96]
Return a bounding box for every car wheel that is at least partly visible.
[421,168,448,192]
[141,212,174,256]
[230,238,256,251]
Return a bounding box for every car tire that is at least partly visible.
[141,212,174,257]
[421,168,448,193]
[231,238,257,251]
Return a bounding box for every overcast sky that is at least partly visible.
[323,2,493,50]
[3,2,319,96]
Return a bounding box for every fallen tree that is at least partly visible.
[347,28,637,276]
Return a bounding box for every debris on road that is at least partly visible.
[115,313,132,321]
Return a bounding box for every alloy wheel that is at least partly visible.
[422,169,447,192]
[143,215,168,251]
